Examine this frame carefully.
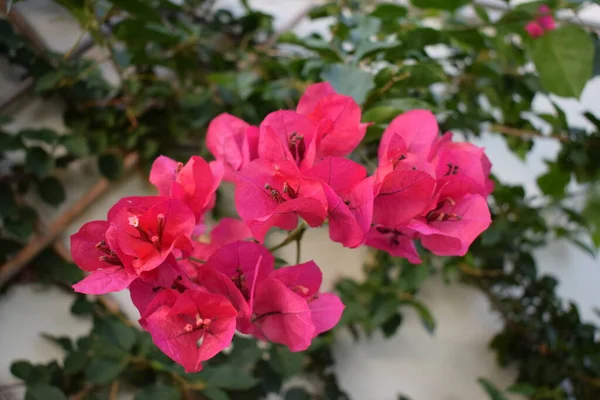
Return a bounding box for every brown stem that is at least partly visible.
[458,263,504,277]
[108,381,119,400]
[491,124,569,143]
[0,153,139,288]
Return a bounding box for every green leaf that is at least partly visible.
[25,147,54,178]
[202,387,230,400]
[4,206,37,240]
[285,388,312,400]
[61,135,89,157]
[400,299,435,334]
[25,384,68,400]
[11,360,35,380]
[135,382,181,400]
[38,177,66,206]
[269,345,305,378]
[363,99,435,123]
[507,383,536,395]
[34,71,63,93]
[71,295,94,316]
[536,161,570,198]
[85,358,128,384]
[20,129,58,143]
[97,319,137,352]
[308,3,340,20]
[109,0,161,22]
[354,41,400,63]
[410,0,469,11]
[64,349,88,375]
[478,377,509,400]
[381,312,403,338]
[529,25,594,98]
[41,334,72,351]
[371,3,407,22]
[0,132,22,151]
[321,64,375,105]
[98,152,124,180]
[0,182,17,217]
[199,365,259,390]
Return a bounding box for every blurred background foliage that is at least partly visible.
[1,0,600,399]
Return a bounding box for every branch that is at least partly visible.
[0,153,139,288]
[269,222,307,253]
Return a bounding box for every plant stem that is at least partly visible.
[296,235,302,264]
[269,222,308,253]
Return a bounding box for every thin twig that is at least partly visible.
[269,222,307,253]
[490,124,569,143]
[458,263,504,277]
[108,381,119,400]
[0,153,139,288]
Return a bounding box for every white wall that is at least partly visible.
[1,1,599,400]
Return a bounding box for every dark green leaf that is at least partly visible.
[477,377,508,400]
[61,135,89,157]
[135,382,181,400]
[41,334,72,351]
[85,358,128,384]
[269,345,305,378]
[199,365,259,390]
[20,129,58,143]
[11,360,35,380]
[98,152,124,180]
[285,388,312,400]
[38,177,66,206]
[0,182,17,217]
[64,349,88,375]
[410,0,469,11]
[507,383,536,395]
[25,147,54,178]
[202,387,230,400]
[529,25,594,98]
[321,64,375,105]
[363,99,435,123]
[400,299,435,334]
[109,0,161,22]
[381,312,403,338]
[34,71,63,93]
[0,131,22,151]
[25,384,68,400]
[536,162,570,198]
[371,3,407,21]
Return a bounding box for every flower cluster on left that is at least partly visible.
[70,154,344,373]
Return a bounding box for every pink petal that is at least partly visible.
[308,293,345,336]
[379,110,439,160]
[270,261,322,297]
[252,278,315,352]
[72,265,137,294]
[149,156,179,196]
[525,21,544,38]
[365,227,422,264]
[296,82,337,115]
[311,94,364,158]
[70,220,110,272]
[107,196,164,222]
[304,157,367,194]
[210,217,252,246]
[206,113,252,179]
[373,170,436,227]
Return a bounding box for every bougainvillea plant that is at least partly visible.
[70,83,493,371]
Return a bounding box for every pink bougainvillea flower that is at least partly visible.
[251,277,315,351]
[71,220,137,295]
[296,82,337,115]
[525,21,545,38]
[373,169,437,228]
[432,137,494,196]
[203,241,274,310]
[323,177,374,248]
[106,197,195,273]
[379,110,439,161]
[304,157,367,195]
[296,83,370,159]
[365,226,422,264]
[407,193,491,257]
[206,113,259,181]
[140,289,238,372]
[258,110,318,171]
[235,159,328,242]
[149,155,222,223]
[269,261,345,336]
[128,255,192,314]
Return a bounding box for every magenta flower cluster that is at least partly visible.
[70,81,493,372]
